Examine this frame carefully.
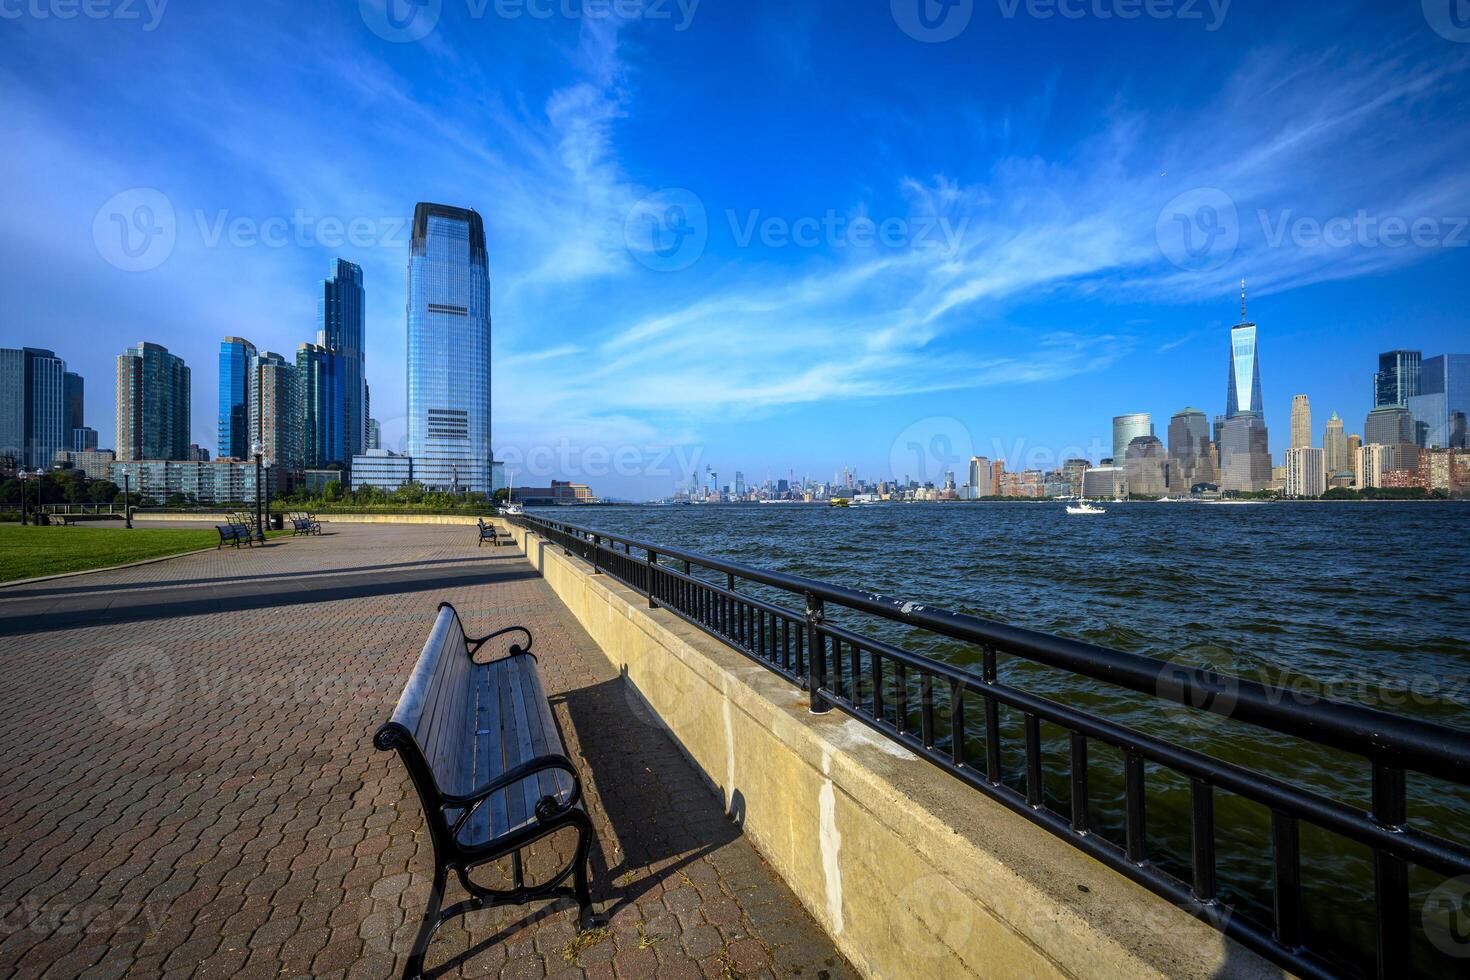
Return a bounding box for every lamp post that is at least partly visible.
[31,469,45,524]
[252,441,266,543]
[19,469,28,526]
[120,466,133,528]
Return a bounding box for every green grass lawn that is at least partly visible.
[0,524,287,583]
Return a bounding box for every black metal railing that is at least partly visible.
[507,513,1470,980]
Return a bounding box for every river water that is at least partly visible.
[529,501,1470,974]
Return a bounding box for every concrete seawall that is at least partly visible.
[500,521,1282,979]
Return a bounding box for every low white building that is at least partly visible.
[350,450,413,492]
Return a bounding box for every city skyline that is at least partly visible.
[3,5,1470,498]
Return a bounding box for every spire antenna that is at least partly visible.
[1240,278,1247,321]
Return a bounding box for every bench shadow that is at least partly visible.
[426,670,744,975]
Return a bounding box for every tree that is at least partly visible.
[89,480,120,503]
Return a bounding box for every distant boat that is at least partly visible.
[829,497,851,508]
[1067,502,1106,515]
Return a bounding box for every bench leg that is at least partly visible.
[571,811,598,929]
[403,865,447,980]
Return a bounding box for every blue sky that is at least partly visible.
[3,0,1468,498]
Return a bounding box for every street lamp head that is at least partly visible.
[251,440,264,457]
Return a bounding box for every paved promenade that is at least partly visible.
[0,524,852,979]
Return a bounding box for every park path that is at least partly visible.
[0,523,852,979]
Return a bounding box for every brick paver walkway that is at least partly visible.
[0,524,852,979]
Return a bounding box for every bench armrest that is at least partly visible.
[466,625,534,660]
[445,754,583,834]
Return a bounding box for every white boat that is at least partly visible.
[502,471,525,516]
[1066,502,1106,515]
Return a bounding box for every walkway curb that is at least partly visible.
[0,540,287,590]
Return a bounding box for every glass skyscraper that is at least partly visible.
[297,343,331,469]
[1406,354,1470,449]
[116,342,190,461]
[0,347,66,469]
[406,203,492,493]
[1226,322,1263,418]
[218,336,256,459]
[1374,349,1421,407]
[317,259,367,470]
[1111,413,1153,464]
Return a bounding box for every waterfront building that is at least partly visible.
[1166,407,1211,493]
[1324,413,1349,472]
[1062,458,1090,497]
[187,444,210,462]
[317,258,368,470]
[967,456,992,498]
[52,448,116,480]
[1355,444,1393,489]
[1424,449,1470,493]
[108,458,259,504]
[407,203,493,493]
[250,351,303,490]
[1219,414,1271,492]
[1082,466,1126,499]
[1112,413,1153,465]
[71,426,99,451]
[1290,394,1311,449]
[367,417,381,451]
[1348,433,1362,459]
[116,342,190,462]
[1374,349,1421,407]
[1406,354,1470,449]
[1226,286,1263,419]
[1124,435,1168,496]
[512,481,598,506]
[1364,406,1417,470]
[1284,446,1326,498]
[217,336,256,460]
[350,449,413,492]
[0,347,66,470]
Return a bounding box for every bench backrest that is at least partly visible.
[375,604,477,800]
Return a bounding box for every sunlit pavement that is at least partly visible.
[0,523,852,979]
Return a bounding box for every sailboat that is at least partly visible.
[502,471,524,516]
[1066,501,1106,515]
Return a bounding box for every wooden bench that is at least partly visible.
[375,603,598,978]
[216,524,252,549]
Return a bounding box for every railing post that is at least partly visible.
[805,592,830,714]
[591,535,601,574]
[646,549,657,609]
